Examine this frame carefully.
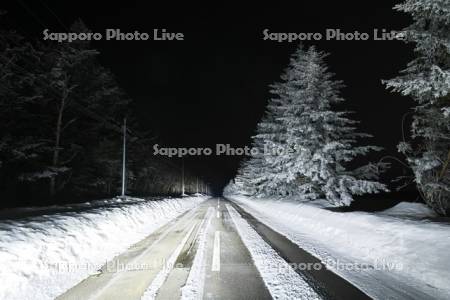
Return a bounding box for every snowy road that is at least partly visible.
[57,198,369,299]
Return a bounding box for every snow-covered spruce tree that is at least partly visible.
[384,0,450,215]
[269,45,387,206]
[231,158,259,195]
[223,180,237,196]
[230,94,294,196]
[250,110,291,196]
[232,51,307,198]
[260,46,315,198]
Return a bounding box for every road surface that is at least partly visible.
[57,198,370,300]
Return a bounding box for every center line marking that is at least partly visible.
[211,231,221,272]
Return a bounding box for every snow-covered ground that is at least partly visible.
[226,203,321,300]
[227,195,450,300]
[0,196,207,300]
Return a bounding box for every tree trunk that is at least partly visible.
[50,95,65,197]
[439,150,450,180]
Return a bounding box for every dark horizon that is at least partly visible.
[2,2,450,299]
[3,1,415,194]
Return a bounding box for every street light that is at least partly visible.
[121,118,127,199]
[181,158,186,196]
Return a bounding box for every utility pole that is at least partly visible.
[181,158,185,196]
[121,118,127,198]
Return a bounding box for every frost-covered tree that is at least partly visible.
[230,159,258,196]
[230,101,294,196]
[232,45,387,205]
[270,46,387,205]
[250,111,290,196]
[260,46,315,198]
[232,49,307,197]
[384,0,450,215]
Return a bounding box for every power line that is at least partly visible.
[15,0,47,29]
[36,0,68,31]
[1,53,185,172]
[1,5,188,175]
[2,6,153,144]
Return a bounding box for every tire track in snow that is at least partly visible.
[180,207,214,300]
[141,223,197,300]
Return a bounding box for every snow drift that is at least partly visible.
[228,195,450,300]
[0,196,207,300]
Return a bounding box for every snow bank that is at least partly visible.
[226,204,321,300]
[228,196,450,300]
[0,196,207,300]
[379,201,437,218]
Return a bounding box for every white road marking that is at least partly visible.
[211,231,221,272]
[181,207,214,300]
[88,207,199,300]
[187,207,213,257]
[142,223,197,299]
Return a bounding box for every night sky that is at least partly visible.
[4,1,415,193]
